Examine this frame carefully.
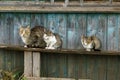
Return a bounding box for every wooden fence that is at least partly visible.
[0,13,120,80]
[0,45,120,80]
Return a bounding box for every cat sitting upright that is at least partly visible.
[43,29,62,50]
[19,25,46,48]
[81,35,101,51]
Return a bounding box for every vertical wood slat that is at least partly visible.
[80,0,83,6]
[24,51,33,77]
[109,0,112,4]
[33,52,40,77]
[64,0,69,7]
[24,51,41,78]
[107,15,118,51]
[51,0,54,4]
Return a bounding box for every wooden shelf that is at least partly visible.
[0,44,120,56]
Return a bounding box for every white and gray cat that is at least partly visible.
[81,35,101,51]
[43,29,62,50]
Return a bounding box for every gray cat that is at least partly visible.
[19,25,46,48]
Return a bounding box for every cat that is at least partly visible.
[43,29,62,50]
[19,25,46,48]
[81,35,101,51]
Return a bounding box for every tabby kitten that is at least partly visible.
[43,30,62,49]
[81,35,101,51]
[19,26,46,48]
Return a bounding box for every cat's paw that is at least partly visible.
[46,47,55,49]
[48,47,55,49]
[24,45,27,48]
[45,47,49,49]
[86,48,92,51]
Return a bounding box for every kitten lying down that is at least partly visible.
[81,35,101,51]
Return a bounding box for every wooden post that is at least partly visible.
[24,51,41,80]
[33,52,40,77]
[24,51,33,77]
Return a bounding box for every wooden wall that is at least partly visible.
[0,13,120,80]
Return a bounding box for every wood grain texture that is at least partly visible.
[24,51,33,77]
[57,54,68,78]
[67,14,76,49]
[76,14,87,49]
[106,56,118,80]
[95,56,107,80]
[33,52,40,77]
[0,13,120,80]
[27,77,75,80]
[56,14,67,48]
[107,15,118,51]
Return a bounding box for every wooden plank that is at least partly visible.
[117,15,120,51]
[1,6,120,13]
[106,56,118,80]
[0,14,6,69]
[3,13,13,70]
[1,44,120,55]
[107,14,118,51]
[57,54,68,78]
[41,53,48,77]
[67,14,76,49]
[67,54,76,78]
[47,53,58,77]
[95,56,107,80]
[109,0,112,4]
[30,14,41,28]
[87,14,98,36]
[27,77,75,80]
[24,51,33,77]
[0,1,120,7]
[116,56,120,80]
[64,0,69,7]
[33,52,40,77]
[86,55,95,80]
[51,0,54,4]
[77,55,87,79]
[80,0,84,6]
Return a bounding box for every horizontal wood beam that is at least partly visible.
[0,1,120,6]
[0,1,119,13]
[0,6,120,13]
[0,44,120,56]
[26,77,90,80]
